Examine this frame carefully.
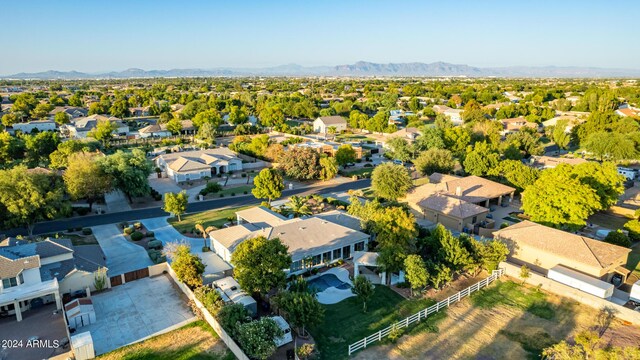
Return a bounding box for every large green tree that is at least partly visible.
[278,147,321,180]
[335,144,357,166]
[63,152,113,211]
[252,168,284,204]
[522,164,602,229]
[0,166,65,236]
[319,156,338,180]
[237,318,283,360]
[414,148,455,176]
[371,163,412,200]
[273,291,324,336]
[88,120,118,147]
[97,149,153,202]
[352,275,375,313]
[169,243,205,288]
[463,141,500,176]
[404,254,429,296]
[231,236,292,296]
[163,191,189,221]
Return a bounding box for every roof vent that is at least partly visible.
[455,186,462,197]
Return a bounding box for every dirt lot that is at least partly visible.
[97,320,233,360]
[355,279,640,360]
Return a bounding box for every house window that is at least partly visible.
[291,260,302,272]
[311,254,322,266]
[354,241,365,252]
[322,251,332,263]
[2,277,18,289]
[332,248,341,260]
[342,245,351,259]
[472,216,477,223]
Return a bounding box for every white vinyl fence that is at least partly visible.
[348,268,505,356]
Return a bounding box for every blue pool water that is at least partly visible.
[308,273,351,292]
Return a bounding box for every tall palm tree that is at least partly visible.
[195,221,216,250]
[287,196,312,217]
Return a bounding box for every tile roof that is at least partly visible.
[168,157,211,172]
[160,148,241,173]
[494,221,631,270]
[418,194,489,219]
[236,206,287,228]
[139,124,168,133]
[443,176,515,203]
[316,116,347,125]
[0,255,40,279]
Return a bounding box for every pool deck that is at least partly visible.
[313,267,355,305]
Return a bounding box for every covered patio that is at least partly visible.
[0,278,62,322]
[353,251,385,285]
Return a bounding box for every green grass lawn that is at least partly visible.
[627,246,640,280]
[587,211,632,229]
[206,185,253,198]
[335,134,376,143]
[97,321,234,360]
[471,280,555,320]
[309,286,445,360]
[169,205,253,233]
[340,167,374,177]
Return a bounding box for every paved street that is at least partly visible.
[2,179,371,237]
[91,224,153,276]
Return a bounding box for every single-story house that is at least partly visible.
[11,120,57,133]
[48,106,88,120]
[138,124,172,138]
[290,141,364,159]
[615,107,639,118]
[0,238,106,322]
[406,174,515,232]
[528,155,588,169]
[542,115,585,133]
[129,107,150,117]
[386,127,423,144]
[210,206,369,275]
[180,120,196,135]
[155,148,243,182]
[313,116,347,133]
[433,105,463,125]
[63,114,129,139]
[494,221,631,284]
[499,116,539,136]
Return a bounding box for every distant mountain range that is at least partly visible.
[3,61,640,79]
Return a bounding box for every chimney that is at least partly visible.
[455,186,462,197]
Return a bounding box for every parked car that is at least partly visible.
[393,159,403,165]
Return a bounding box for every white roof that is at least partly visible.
[70,331,93,348]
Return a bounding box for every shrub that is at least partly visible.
[243,191,248,194]
[154,194,162,201]
[123,226,134,235]
[311,268,319,275]
[82,228,92,235]
[624,220,640,242]
[148,239,163,250]
[118,222,129,229]
[130,231,144,241]
[67,228,74,233]
[219,194,224,197]
[364,163,373,167]
[145,231,155,238]
[134,222,142,229]
[75,227,83,231]
[231,192,236,196]
[202,246,211,252]
[604,230,632,247]
[241,173,247,178]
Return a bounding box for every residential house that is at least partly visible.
[615,106,640,118]
[48,106,88,120]
[11,120,57,133]
[499,116,539,136]
[313,116,348,133]
[406,174,515,233]
[63,114,129,139]
[180,120,196,135]
[155,148,243,182]
[528,155,588,169]
[433,105,463,125]
[494,221,631,283]
[387,127,423,144]
[129,106,150,117]
[209,206,369,274]
[0,238,106,321]
[290,140,364,159]
[542,115,585,133]
[138,124,172,138]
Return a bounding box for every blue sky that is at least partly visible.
[2,0,638,73]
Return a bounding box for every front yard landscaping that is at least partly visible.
[309,285,446,360]
[97,320,234,360]
[169,205,253,234]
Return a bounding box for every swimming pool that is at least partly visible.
[308,273,352,292]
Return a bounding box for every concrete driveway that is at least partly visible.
[80,275,195,355]
[92,224,153,276]
[141,217,232,282]
[104,190,132,212]
[149,177,182,195]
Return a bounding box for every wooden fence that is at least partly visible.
[347,268,505,356]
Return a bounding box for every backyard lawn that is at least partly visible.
[340,167,374,178]
[169,205,252,233]
[309,286,445,360]
[97,320,234,360]
[627,244,640,281]
[587,210,632,229]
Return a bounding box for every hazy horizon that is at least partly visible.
[2,0,639,74]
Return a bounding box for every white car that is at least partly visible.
[393,159,404,165]
[271,316,293,347]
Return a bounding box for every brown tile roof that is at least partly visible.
[0,255,40,279]
[443,176,515,203]
[617,108,638,117]
[168,157,211,172]
[493,221,631,270]
[418,194,489,219]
